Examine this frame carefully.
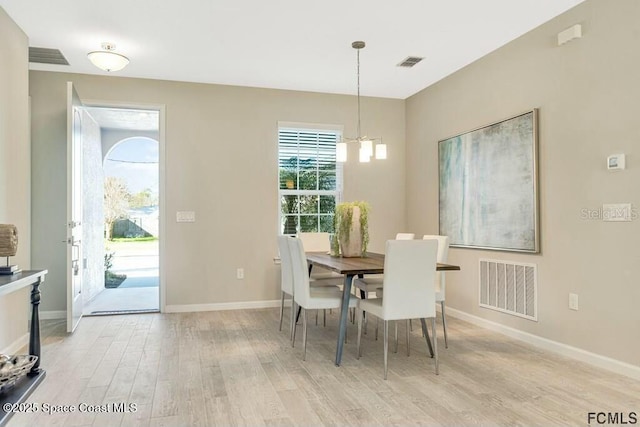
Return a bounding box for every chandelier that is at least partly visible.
[337,41,386,163]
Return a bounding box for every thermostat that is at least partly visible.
[607,154,625,170]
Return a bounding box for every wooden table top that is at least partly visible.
[0,270,48,297]
[305,252,460,276]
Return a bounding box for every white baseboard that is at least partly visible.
[1,333,29,355]
[40,310,66,320]
[446,307,640,381]
[39,302,290,316]
[165,299,284,313]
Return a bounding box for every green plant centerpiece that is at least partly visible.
[333,201,370,257]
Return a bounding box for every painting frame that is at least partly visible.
[438,109,540,253]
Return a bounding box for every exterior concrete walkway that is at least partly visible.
[84,240,160,315]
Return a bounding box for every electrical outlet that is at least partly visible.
[236,268,244,280]
[569,293,579,311]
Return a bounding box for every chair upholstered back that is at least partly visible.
[277,235,294,295]
[395,233,415,240]
[298,232,331,252]
[381,239,438,321]
[288,237,312,307]
[422,235,450,298]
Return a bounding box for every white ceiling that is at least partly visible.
[1,0,584,99]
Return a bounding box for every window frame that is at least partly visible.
[277,122,343,236]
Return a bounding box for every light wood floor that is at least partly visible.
[7,308,639,426]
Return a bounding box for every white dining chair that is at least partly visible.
[353,232,415,298]
[356,239,439,379]
[289,237,358,361]
[277,235,297,340]
[353,232,415,339]
[422,235,450,348]
[298,232,342,325]
[278,235,341,338]
[298,232,343,280]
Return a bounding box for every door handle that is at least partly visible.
[71,239,81,276]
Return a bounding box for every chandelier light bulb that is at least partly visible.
[375,143,387,160]
[359,147,371,163]
[336,142,348,162]
[360,139,373,158]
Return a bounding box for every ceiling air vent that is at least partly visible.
[397,56,424,68]
[29,47,69,65]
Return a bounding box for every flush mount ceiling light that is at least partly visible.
[87,42,129,72]
[337,41,386,163]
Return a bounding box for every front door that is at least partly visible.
[67,82,84,332]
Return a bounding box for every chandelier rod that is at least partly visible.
[352,41,365,140]
[357,45,361,140]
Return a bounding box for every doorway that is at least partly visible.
[80,106,161,315]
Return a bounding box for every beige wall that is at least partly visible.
[0,7,30,351]
[29,72,406,311]
[406,0,640,367]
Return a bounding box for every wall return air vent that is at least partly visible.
[479,259,537,321]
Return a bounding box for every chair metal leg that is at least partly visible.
[375,318,378,341]
[323,309,326,327]
[394,321,398,353]
[356,308,363,359]
[292,305,298,348]
[409,319,413,331]
[278,291,285,331]
[302,309,308,361]
[420,318,434,357]
[383,320,389,380]
[441,301,448,349]
[360,290,367,334]
[432,317,439,375]
[364,312,368,335]
[290,301,296,343]
[315,310,318,326]
[406,319,410,356]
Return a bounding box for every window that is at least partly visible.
[278,125,342,235]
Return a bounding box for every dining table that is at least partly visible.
[305,251,461,366]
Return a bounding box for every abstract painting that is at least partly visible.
[439,110,539,253]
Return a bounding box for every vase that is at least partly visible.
[338,206,363,257]
[0,224,18,257]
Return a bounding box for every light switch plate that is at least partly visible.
[176,211,196,222]
[569,293,579,311]
[607,154,625,170]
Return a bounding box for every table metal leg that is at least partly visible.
[420,318,434,358]
[335,274,355,366]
